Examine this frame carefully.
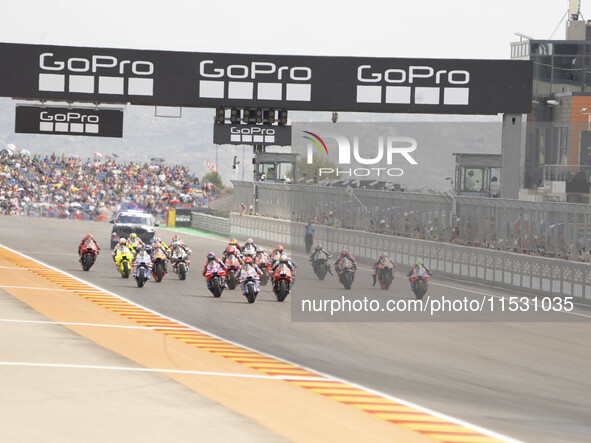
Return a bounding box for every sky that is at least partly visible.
[0,1,584,187]
[0,1,579,59]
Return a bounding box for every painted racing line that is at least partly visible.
[0,243,519,443]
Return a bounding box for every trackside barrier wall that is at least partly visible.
[191,212,230,236]
[230,213,591,302]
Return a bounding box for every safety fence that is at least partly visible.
[191,212,230,236]
[230,213,591,301]
[233,181,591,259]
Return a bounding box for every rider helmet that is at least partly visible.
[172,235,180,243]
[341,249,348,255]
[230,239,238,245]
[315,245,322,250]
[276,245,284,252]
[415,258,424,266]
[207,252,216,260]
[129,233,137,239]
[246,238,253,244]
[118,238,127,245]
[244,256,253,264]
[256,247,264,253]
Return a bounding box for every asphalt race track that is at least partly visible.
[2,216,591,442]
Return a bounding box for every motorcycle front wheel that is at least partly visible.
[178,262,187,280]
[245,284,256,303]
[136,268,146,288]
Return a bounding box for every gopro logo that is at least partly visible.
[356,64,470,106]
[198,60,312,102]
[38,52,154,96]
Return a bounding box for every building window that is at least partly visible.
[460,168,485,192]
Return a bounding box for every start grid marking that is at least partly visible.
[0,244,508,443]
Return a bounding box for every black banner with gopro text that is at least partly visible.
[213,124,291,146]
[0,42,532,115]
[15,106,123,137]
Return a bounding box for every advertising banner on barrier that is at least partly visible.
[174,208,192,227]
[15,105,123,137]
[0,42,532,114]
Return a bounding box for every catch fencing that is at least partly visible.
[230,213,591,301]
[233,181,591,257]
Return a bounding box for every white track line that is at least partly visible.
[0,362,327,381]
[0,242,522,443]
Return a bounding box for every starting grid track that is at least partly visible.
[0,244,512,443]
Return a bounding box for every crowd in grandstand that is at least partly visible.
[0,151,215,221]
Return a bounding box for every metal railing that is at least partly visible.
[232,181,591,256]
[543,164,589,182]
[230,213,591,301]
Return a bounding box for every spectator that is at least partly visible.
[305,220,315,253]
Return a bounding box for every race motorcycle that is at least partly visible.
[377,262,395,290]
[242,244,256,260]
[255,254,272,286]
[239,265,260,303]
[204,261,226,298]
[409,267,430,300]
[133,253,152,288]
[270,250,282,265]
[336,257,356,290]
[80,239,99,271]
[170,244,190,281]
[272,263,292,302]
[310,250,330,280]
[151,248,168,282]
[114,249,134,279]
[223,252,241,290]
[127,241,145,257]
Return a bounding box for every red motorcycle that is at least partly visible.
[204,261,226,298]
[223,253,242,290]
[272,263,292,302]
[79,239,99,271]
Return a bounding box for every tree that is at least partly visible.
[203,171,224,190]
[292,154,337,183]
